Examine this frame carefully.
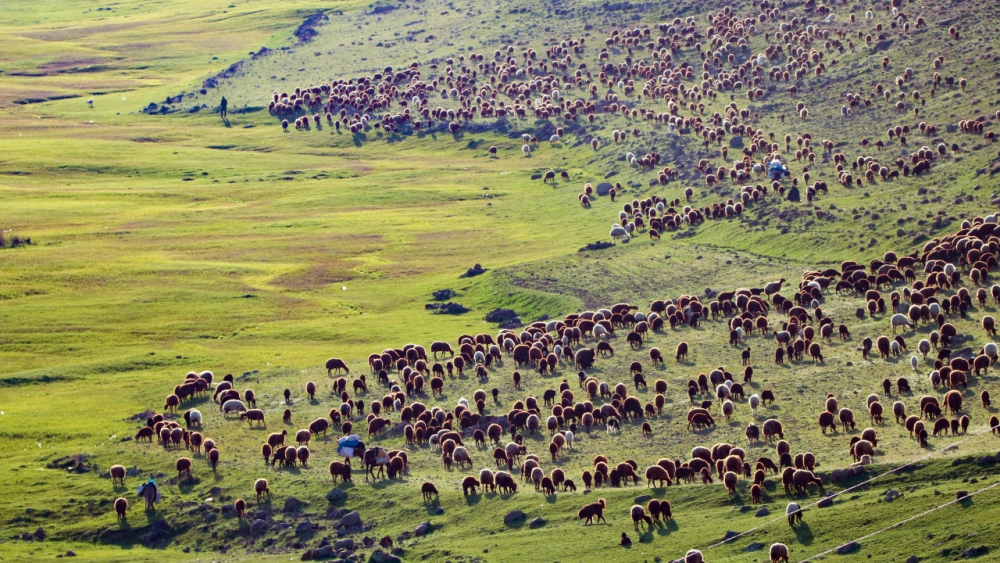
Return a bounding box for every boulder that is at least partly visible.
[414,522,430,536]
[529,517,545,528]
[836,541,861,555]
[755,507,770,517]
[326,488,348,504]
[251,519,268,533]
[604,170,618,179]
[596,182,613,195]
[634,495,651,503]
[884,490,900,502]
[962,545,987,558]
[744,542,765,552]
[503,510,525,525]
[335,538,355,550]
[284,496,306,512]
[905,556,919,563]
[296,521,313,534]
[729,136,744,148]
[485,308,518,324]
[370,550,402,563]
[721,531,740,542]
[340,511,362,528]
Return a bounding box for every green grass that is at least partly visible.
[2,0,1000,560]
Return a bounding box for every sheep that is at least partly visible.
[786,502,803,526]
[578,498,607,524]
[184,409,203,428]
[109,464,126,486]
[176,457,193,480]
[222,399,247,417]
[114,497,128,520]
[769,543,790,563]
[684,550,704,563]
[240,409,265,426]
[890,313,914,333]
[234,498,246,518]
[421,481,439,501]
[255,478,270,502]
[630,504,653,531]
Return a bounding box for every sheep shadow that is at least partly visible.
[654,519,679,536]
[793,522,814,545]
[463,493,482,506]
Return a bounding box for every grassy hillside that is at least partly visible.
[2,0,1000,560]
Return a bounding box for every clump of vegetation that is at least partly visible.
[432,288,456,301]
[0,229,30,248]
[425,302,468,314]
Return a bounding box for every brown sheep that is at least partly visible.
[421,481,439,501]
[325,358,350,375]
[792,469,823,494]
[329,461,351,483]
[770,542,790,563]
[578,498,607,524]
[306,381,317,399]
[240,409,265,426]
[114,497,128,520]
[676,341,689,361]
[209,448,220,471]
[255,478,270,502]
[944,390,963,414]
[461,475,480,496]
[724,471,739,496]
[630,504,653,531]
[176,457,192,480]
[109,464,126,486]
[234,498,246,518]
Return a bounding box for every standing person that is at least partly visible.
[220,96,228,119]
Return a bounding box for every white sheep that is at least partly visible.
[522,144,531,156]
[564,430,574,449]
[749,394,760,414]
[187,409,203,427]
[593,324,609,339]
[985,342,999,361]
[890,313,914,333]
[610,225,630,243]
[549,134,561,143]
[457,397,470,409]
[222,399,247,417]
[910,356,919,371]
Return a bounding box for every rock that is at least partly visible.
[504,510,525,525]
[729,136,744,148]
[335,538,355,550]
[818,496,834,508]
[744,542,765,552]
[634,495,651,503]
[296,521,313,534]
[209,486,223,496]
[414,522,430,536]
[340,511,362,528]
[284,496,306,512]
[65,551,76,557]
[885,489,900,502]
[33,527,46,540]
[460,264,487,278]
[370,550,402,563]
[435,506,444,515]
[596,182,613,195]
[326,488,348,504]
[738,505,753,513]
[251,519,269,533]
[836,541,861,555]
[529,517,545,528]
[204,513,217,523]
[604,170,618,179]
[721,530,740,542]
[962,545,987,558]
[755,507,770,517]
[432,289,456,301]
[530,174,542,180]
[905,556,919,563]
[485,308,518,324]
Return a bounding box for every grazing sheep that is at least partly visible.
[684,550,704,563]
[255,478,270,502]
[578,498,607,524]
[630,504,652,531]
[234,498,246,518]
[109,464,126,486]
[421,482,439,501]
[114,497,128,520]
[786,502,803,526]
[769,543,790,563]
[176,457,192,480]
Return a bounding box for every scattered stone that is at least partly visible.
[432,289,456,301]
[65,551,76,557]
[604,170,618,179]
[755,507,770,517]
[818,496,834,508]
[460,264,487,278]
[326,489,347,504]
[504,510,525,525]
[885,490,900,502]
[435,506,444,515]
[33,527,46,540]
[340,511,362,528]
[905,556,919,563]
[369,550,402,563]
[596,182,613,195]
[251,519,269,533]
[836,541,861,555]
[296,521,313,534]
[721,531,740,542]
[485,308,518,324]
[529,517,545,528]
[284,497,306,512]
[744,542,765,552]
[425,302,469,315]
[634,495,651,503]
[335,538,355,550]
[414,522,430,536]
[962,545,987,558]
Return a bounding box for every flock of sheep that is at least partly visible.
[104,0,1000,558]
[105,207,1000,560]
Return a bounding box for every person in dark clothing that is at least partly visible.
[220,96,228,119]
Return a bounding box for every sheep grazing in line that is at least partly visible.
[630,504,653,531]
